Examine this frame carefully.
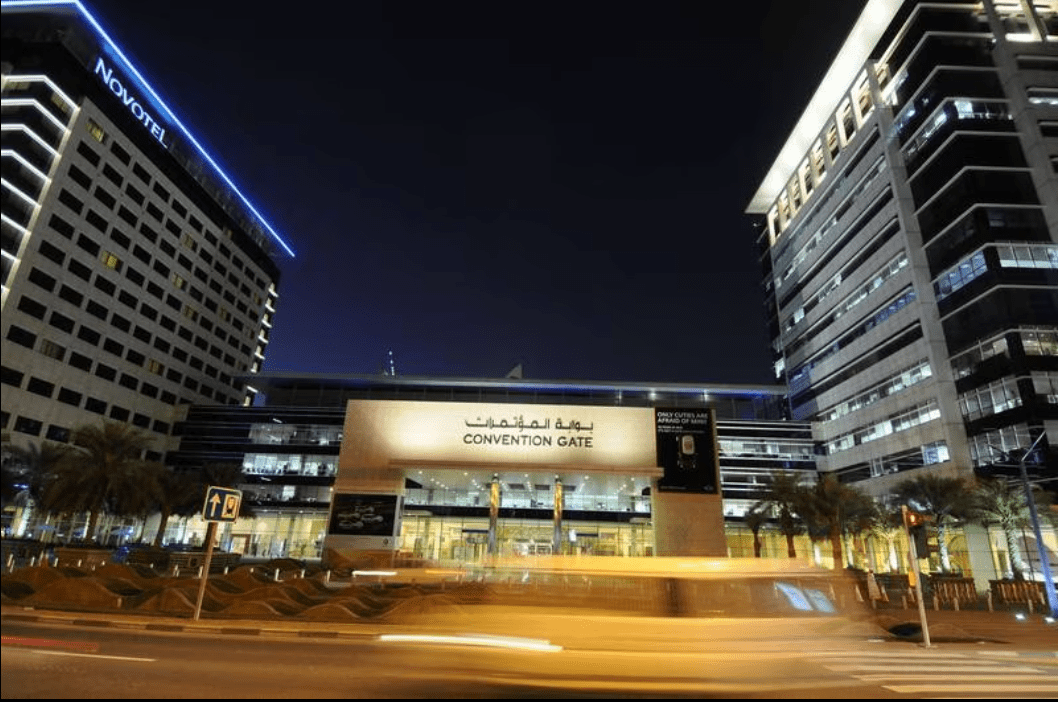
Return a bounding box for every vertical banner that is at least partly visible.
[488,476,500,555]
[655,408,719,494]
[553,479,564,554]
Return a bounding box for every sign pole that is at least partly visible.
[193,521,217,621]
[194,485,241,621]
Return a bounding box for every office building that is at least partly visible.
[169,373,815,564]
[1,1,293,458]
[747,0,1057,493]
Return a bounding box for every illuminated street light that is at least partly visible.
[987,433,1057,618]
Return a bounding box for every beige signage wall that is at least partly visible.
[340,399,659,472]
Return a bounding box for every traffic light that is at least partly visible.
[904,509,929,555]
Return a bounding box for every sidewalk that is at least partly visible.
[871,608,1057,650]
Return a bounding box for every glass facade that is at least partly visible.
[748,0,1058,492]
[164,375,812,563]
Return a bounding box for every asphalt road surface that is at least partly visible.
[4,618,1057,699]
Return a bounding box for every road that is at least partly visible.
[4,617,1057,698]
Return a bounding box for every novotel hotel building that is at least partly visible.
[169,373,816,567]
[1,1,294,456]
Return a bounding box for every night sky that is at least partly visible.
[83,0,867,385]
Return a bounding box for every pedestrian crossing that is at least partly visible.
[813,648,1058,697]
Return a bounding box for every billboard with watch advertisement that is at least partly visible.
[654,407,719,494]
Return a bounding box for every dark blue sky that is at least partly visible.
[85,0,866,385]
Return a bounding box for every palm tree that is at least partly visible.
[892,472,976,573]
[150,468,204,547]
[750,471,808,558]
[970,477,1054,580]
[744,506,768,558]
[796,474,875,569]
[1,439,72,540]
[865,499,906,573]
[43,421,160,542]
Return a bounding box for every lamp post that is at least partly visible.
[988,433,1057,619]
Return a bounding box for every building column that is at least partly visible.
[983,0,1058,237]
[866,59,973,473]
[487,474,500,556]
[552,478,564,555]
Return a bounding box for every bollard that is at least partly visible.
[275,568,280,581]
[300,569,306,578]
[953,596,960,611]
[325,570,330,583]
[933,594,940,610]
[224,566,229,574]
[987,590,994,612]
[197,565,204,578]
[901,594,908,609]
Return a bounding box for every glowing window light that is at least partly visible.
[2,0,296,258]
[2,73,79,111]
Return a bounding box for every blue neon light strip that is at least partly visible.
[2,0,296,258]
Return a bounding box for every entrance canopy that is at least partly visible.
[393,459,662,498]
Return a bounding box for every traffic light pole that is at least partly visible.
[1015,434,1055,618]
[902,505,932,647]
[989,434,1057,619]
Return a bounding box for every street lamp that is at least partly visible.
[987,433,1057,619]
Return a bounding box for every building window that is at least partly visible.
[77,325,101,345]
[57,285,84,307]
[101,251,123,271]
[27,267,56,292]
[13,416,43,436]
[39,338,66,361]
[48,311,75,334]
[68,352,92,372]
[110,140,131,165]
[46,425,71,443]
[85,299,108,320]
[26,377,55,398]
[132,162,151,184]
[85,398,107,415]
[76,141,101,165]
[0,366,25,388]
[57,387,82,406]
[6,325,37,349]
[38,239,66,265]
[85,119,106,143]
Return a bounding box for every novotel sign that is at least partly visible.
[93,57,167,146]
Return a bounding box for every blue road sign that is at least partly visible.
[203,486,242,522]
